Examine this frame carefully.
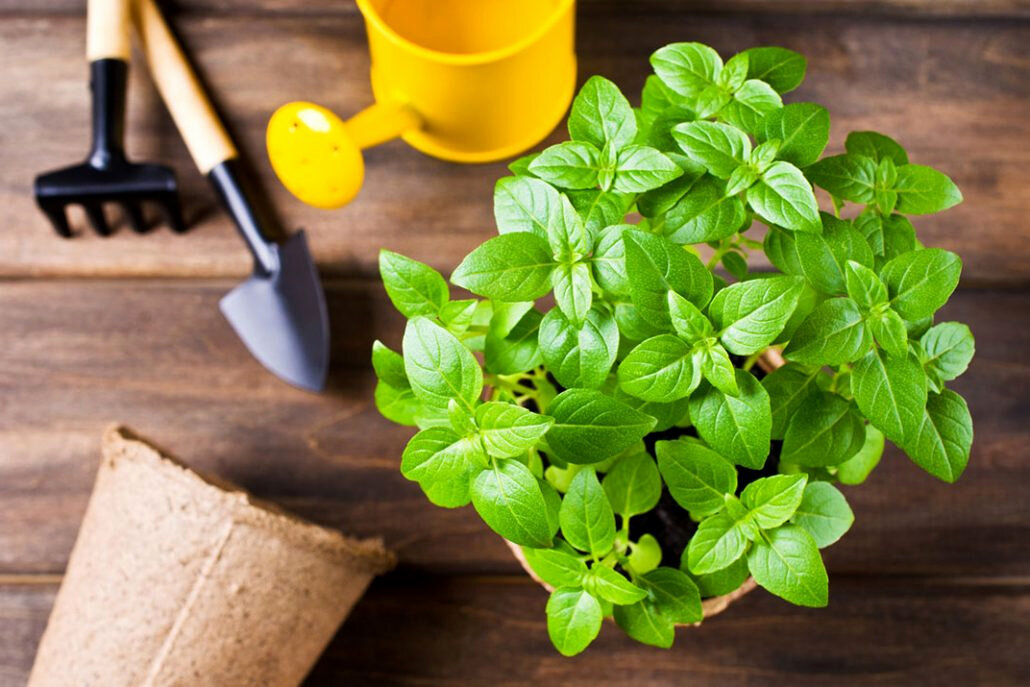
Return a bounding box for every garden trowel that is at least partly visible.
[133,0,328,391]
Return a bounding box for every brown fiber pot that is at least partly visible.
[28,426,395,687]
[506,348,785,624]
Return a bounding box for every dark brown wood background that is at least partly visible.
[1,1,1028,685]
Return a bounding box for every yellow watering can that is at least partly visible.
[267,0,577,210]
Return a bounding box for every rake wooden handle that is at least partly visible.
[87,0,132,61]
[132,0,237,174]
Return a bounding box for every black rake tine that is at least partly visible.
[39,202,73,238]
[83,203,112,236]
[124,203,148,233]
[158,192,187,234]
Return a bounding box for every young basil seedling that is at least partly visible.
[373,41,973,656]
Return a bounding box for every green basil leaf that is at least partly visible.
[614,301,665,342]
[807,153,877,204]
[374,379,421,426]
[740,473,808,530]
[613,389,691,433]
[672,120,751,179]
[739,46,806,93]
[852,348,928,445]
[623,230,713,326]
[762,363,830,439]
[747,161,821,233]
[490,301,535,338]
[668,289,714,343]
[589,565,648,605]
[539,305,619,389]
[836,424,885,485]
[747,525,828,607]
[720,79,782,135]
[522,546,587,588]
[614,145,683,193]
[569,74,637,150]
[902,389,973,483]
[484,308,543,374]
[689,369,772,469]
[403,317,483,410]
[617,334,699,402]
[546,389,657,464]
[371,340,409,389]
[379,250,449,318]
[656,437,738,518]
[758,102,829,168]
[613,599,674,649]
[551,260,593,325]
[687,510,748,575]
[719,52,749,91]
[893,164,963,215]
[602,450,663,518]
[687,556,750,597]
[474,401,553,458]
[650,42,722,99]
[784,297,872,366]
[640,74,677,121]
[546,587,603,657]
[646,105,698,153]
[845,131,908,166]
[920,322,975,384]
[448,398,477,435]
[638,567,703,624]
[545,193,590,263]
[591,224,631,296]
[796,215,875,295]
[764,224,804,276]
[529,141,602,190]
[881,247,962,321]
[560,468,617,555]
[627,533,664,576]
[709,275,805,355]
[782,392,866,467]
[507,152,539,177]
[791,481,854,548]
[663,177,747,245]
[567,188,632,236]
[451,232,555,301]
[868,309,909,359]
[637,154,706,218]
[696,342,739,396]
[493,176,561,238]
[472,458,555,547]
[844,260,888,309]
[401,427,481,507]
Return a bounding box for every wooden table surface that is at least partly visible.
[1,1,1029,684]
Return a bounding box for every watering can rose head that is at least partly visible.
[372,42,973,656]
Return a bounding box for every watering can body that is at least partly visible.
[268,0,577,209]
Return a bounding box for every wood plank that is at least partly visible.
[1,13,1027,283]
[0,282,1025,576]
[1,575,1027,686]
[4,0,1027,19]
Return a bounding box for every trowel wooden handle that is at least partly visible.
[87,0,132,61]
[132,0,237,174]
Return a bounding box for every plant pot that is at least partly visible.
[28,426,395,687]
[504,348,784,624]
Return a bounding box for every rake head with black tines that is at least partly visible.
[34,59,184,237]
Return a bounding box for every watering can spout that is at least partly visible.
[266,101,420,210]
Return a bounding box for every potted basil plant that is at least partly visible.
[372,41,974,656]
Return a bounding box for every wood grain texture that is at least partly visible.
[1,575,1028,686]
[0,282,1025,577]
[1,13,1028,283]
[3,0,1028,18]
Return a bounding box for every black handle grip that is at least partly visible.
[88,58,128,169]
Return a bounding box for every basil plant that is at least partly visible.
[373,42,974,656]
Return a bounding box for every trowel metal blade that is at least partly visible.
[219,230,329,391]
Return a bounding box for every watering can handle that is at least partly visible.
[266,100,421,210]
[132,0,238,174]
